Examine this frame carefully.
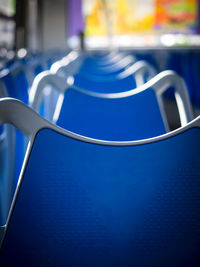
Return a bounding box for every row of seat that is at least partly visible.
[0,50,68,224]
[0,48,195,226]
[0,50,200,266]
[29,50,193,139]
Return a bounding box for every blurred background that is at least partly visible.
[0,0,199,51]
[0,0,200,108]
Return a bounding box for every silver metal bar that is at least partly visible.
[0,97,199,147]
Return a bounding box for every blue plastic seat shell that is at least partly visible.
[57,87,166,141]
[1,126,200,266]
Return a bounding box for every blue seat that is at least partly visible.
[79,53,136,76]
[44,49,72,69]
[0,62,29,104]
[69,60,157,92]
[21,55,48,84]
[0,98,200,266]
[52,61,157,94]
[51,53,156,92]
[77,51,132,67]
[81,50,125,66]
[57,87,166,140]
[31,51,81,120]
[52,51,137,80]
[31,70,193,141]
[0,54,47,100]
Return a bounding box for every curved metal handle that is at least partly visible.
[0,97,199,146]
[29,69,193,131]
[151,70,194,128]
[90,51,125,66]
[0,98,51,139]
[29,71,67,112]
[54,59,82,78]
[102,55,136,70]
[51,51,81,75]
[118,60,157,86]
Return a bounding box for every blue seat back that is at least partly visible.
[57,87,166,140]
[1,126,200,266]
[78,54,135,76]
[79,63,127,76]
[72,73,137,93]
[0,64,29,104]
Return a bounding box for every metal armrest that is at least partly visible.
[108,55,136,69]
[118,60,157,86]
[29,71,67,113]
[51,51,80,75]
[0,98,51,140]
[104,70,193,130]
[29,69,193,131]
[150,70,194,128]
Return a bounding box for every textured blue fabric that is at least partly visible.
[1,127,200,266]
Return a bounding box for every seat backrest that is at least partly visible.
[70,74,137,93]
[81,51,127,67]
[57,86,166,140]
[79,55,135,76]
[21,56,46,85]
[31,70,194,139]
[0,63,29,104]
[55,59,156,92]
[0,98,200,266]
